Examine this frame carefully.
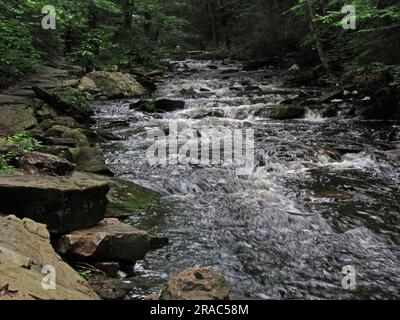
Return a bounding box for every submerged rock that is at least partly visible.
[270,106,305,120]
[160,267,230,300]
[0,215,99,300]
[56,218,152,262]
[0,174,109,233]
[84,71,145,99]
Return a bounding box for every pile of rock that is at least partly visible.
[0,65,167,300]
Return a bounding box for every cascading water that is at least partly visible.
[94,59,400,299]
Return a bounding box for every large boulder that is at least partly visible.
[56,218,152,262]
[0,174,109,233]
[0,105,38,137]
[0,215,99,300]
[17,151,75,176]
[84,71,145,99]
[160,267,230,300]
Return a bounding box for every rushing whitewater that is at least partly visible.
[94,60,400,299]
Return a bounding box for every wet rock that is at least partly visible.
[147,69,163,78]
[17,152,75,175]
[103,177,160,218]
[322,105,338,118]
[304,147,342,161]
[90,277,132,300]
[0,105,38,136]
[84,71,145,99]
[160,267,230,300]
[208,65,218,70]
[0,174,109,233]
[0,215,99,300]
[270,106,305,120]
[92,262,121,278]
[130,99,185,113]
[154,99,185,112]
[308,191,353,203]
[135,77,157,92]
[56,218,152,262]
[192,109,225,119]
[317,90,345,103]
[66,147,112,175]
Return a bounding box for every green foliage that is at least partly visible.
[78,269,93,280]
[0,7,41,87]
[0,132,41,174]
[7,132,42,155]
[52,86,92,110]
[0,155,16,174]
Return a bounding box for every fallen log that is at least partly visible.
[32,86,94,124]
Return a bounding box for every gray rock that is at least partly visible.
[0,173,109,233]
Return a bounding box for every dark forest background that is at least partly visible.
[1,0,400,88]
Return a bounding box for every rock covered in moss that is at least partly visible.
[0,173,109,233]
[0,105,38,136]
[45,125,90,147]
[65,147,111,175]
[160,267,230,300]
[0,215,99,300]
[83,71,145,99]
[270,105,305,120]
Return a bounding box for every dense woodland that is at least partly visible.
[1,0,400,88]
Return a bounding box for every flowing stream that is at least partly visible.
[94,60,400,299]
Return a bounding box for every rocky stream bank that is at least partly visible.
[0,59,230,300]
[1,54,399,300]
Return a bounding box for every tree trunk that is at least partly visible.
[307,0,329,70]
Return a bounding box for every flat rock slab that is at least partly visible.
[0,94,29,105]
[0,174,109,233]
[0,215,99,300]
[56,218,151,262]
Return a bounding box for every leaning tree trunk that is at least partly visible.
[307,0,329,70]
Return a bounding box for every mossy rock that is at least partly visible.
[85,71,145,99]
[66,147,110,175]
[51,87,92,115]
[0,105,38,136]
[106,179,160,218]
[270,106,305,120]
[82,173,160,218]
[46,125,90,147]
